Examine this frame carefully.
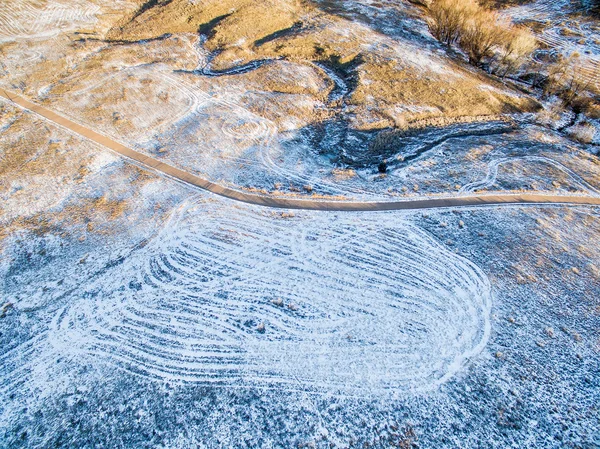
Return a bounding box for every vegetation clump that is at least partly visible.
[426,0,537,75]
[542,53,599,114]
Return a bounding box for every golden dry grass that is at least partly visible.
[103,0,540,130]
[349,57,537,129]
[0,107,163,248]
[108,0,302,51]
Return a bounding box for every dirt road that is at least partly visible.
[2,88,600,211]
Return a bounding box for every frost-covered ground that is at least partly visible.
[1,0,600,448]
[2,189,599,447]
[13,196,492,394]
[0,0,135,42]
[32,61,600,199]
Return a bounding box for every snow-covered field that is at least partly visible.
[2,191,599,447]
[22,195,491,395]
[1,0,600,447]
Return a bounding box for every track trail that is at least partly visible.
[2,89,600,211]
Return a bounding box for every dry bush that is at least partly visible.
[459,9,508,66]
[427,0,478,45]
[566,122,596,144]
[427,0,536,73]
[545,53,594,108]
[493,26,537,77]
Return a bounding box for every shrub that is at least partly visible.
[544,53,593,107]
[566,122,596,144]
[427,0,478,46]
[459,9,508,67]
[427,0,536,74]
[493,26,537,77]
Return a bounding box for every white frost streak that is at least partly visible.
[41,197,492,395]
[0,0,100,41]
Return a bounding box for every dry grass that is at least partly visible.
[349,57,536,129]
[2,34,198,101]
[463,144,495,162]
[240,61,330,99]
[566,122,596,144]
[0,106,165,249]
[108,0,302,52]
[103,0,540,131]
[331,168,357,180]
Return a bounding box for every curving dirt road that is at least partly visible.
[2,88,600,211]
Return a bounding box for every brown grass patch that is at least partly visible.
[102,0,540,131]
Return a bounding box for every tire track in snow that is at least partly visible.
[460,156,600,194]
[47,67,207,143]
[0,0,100,41]
[502,0,599,89]
[503,0,579,22]
[176,47,371,196]
[45,197,492,394]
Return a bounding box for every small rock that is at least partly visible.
[495,351,503,359]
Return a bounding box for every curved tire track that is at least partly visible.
[460,156,600,194]
[47,197,493,394]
